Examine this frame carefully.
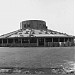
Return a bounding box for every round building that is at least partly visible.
[0,20,74,47]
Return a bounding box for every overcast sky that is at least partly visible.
[0,0,74,35]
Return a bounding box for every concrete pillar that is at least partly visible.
[20,38,22,47]
[2,39,4,46]
[69,38,71,46]
[2,39,3,45]
[58,38,60,47]
[29,38,30,46]
[44,38,46,47]
[71,38,74,46]
[64,38,65,46]
[52,38,53,47]
[59,38,61,47]
[64,38,65,42]
[67,38,69,42]
[52,38,53,42]
[13,38,15,44]
[67,38,69,46]
[21,38,22,44]
[37,38,38,47]
[71,38,73,42]
[6,39,8,46]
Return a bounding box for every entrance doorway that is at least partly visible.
[38,38,44,47]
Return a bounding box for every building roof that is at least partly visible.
[0,28,73,38]
[0,20,73,38]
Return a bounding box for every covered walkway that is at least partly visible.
[0,37,74,47]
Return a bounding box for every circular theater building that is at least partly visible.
[0,20,74,47]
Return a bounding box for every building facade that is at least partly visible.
[0,20,74,47]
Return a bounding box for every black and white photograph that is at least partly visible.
[0,0,74,75]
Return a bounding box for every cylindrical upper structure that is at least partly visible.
[20,20,47,30]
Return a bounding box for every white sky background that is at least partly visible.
[0,0,74,35]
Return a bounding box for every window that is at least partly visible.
[3,39,7,43]
[15,38,21,43]
[8,39,13,43]
[22,38,29,43]
[38,38,44,46]
[69,38,71,42]
[30,38,37,43]
[53,38,58,42]
[46,38,52,42]
[0,39,2,44]
[65,38,68,42]
[60,38,64,42]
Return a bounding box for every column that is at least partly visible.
[0,39,2,46]
[58,38,60,42]
[64,38,65,46]
[13,38,15,46]
[21,38,22,43]
[64,38,65,42]
[67,38,69,46]
[52,38,53,42]
[29,38,30,47]
[6,39,8,46]
[52,38,53,47]
[21,38,23,47]
[44,38,46,47]
[58,38,61,47]
[2,39,3,46]
[7,39,8,44]
[58,38,60,47]
[12,38,15,46]
[71,38,74,46]
[37,38,38,47]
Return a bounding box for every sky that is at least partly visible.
[0,0,74,35]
